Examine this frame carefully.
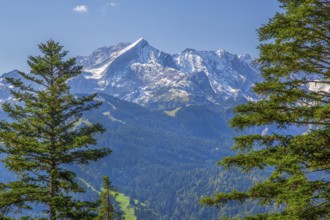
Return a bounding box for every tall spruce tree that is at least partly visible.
[201,0,330,219]
[0,40,111,219]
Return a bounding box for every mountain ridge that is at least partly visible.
[72,38,261,110]
[0,38,260,111]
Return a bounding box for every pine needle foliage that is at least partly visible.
[201,0,330,219]
[0,40,111,219]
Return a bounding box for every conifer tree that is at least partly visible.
[0,40,111,219]
[95,176,116,220]
[201,0,330,219]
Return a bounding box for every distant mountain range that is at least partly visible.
[73,38,260,110]
[0,39,274,219]
[1,38,260,110]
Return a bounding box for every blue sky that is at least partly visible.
[0,0,280,73]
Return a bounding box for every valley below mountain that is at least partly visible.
[0,39,281,219]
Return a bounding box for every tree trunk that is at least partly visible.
[49,161,56,220]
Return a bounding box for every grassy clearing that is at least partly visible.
[79,177,137,220]
[164,107,181,117]
[112,192,136,220]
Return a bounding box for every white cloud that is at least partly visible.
[73,5,88,13]
[101,1,118,14]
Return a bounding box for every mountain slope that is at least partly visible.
[0,40,271,219]
[74,94,277,220]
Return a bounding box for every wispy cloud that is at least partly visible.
[73,5,88,13]
[101,1,118,14]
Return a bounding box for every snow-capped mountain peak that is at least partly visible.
[78,38,151,80]
[70,38,261,109]
[125,37,148,49]
[1,39,261,110]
